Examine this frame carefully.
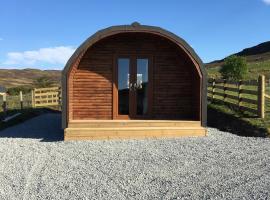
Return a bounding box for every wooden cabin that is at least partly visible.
[62,23,207,140]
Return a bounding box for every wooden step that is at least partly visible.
[68,120,201,128]
[64,127,207,140]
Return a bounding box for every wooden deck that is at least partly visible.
[64,120,207,140]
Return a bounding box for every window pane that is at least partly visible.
[136,59,148,115]
[118,58,130,115]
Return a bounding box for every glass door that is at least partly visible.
[136,58,149,116]
[117,58,130,118]
[114,56,151,119]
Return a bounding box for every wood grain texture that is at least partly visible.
[68,33,201,120]
[64,126,207,140]
[68,120,201,128]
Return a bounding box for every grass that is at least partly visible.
[207,59,270,136]
[0,94,33,110]
[207,59,270,80]
[207,83,270,137]
[247,60,270,79]
[208,82,260,115]
[208,102,269,137]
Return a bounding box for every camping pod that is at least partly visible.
[62,23,207,140]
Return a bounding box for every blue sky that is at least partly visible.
[0,0,270,70]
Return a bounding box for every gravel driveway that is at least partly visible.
[0,113,270,199]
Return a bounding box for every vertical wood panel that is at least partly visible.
[69,33,200,120]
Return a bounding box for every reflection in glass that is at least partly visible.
[136,59,148,115]
[118,58,130,115]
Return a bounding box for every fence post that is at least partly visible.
[19,91,23,110]
[58,86,61,110]
[212,79,215,102]
[2,93,7,117]
[238,80,242,109]
[31,89,35,108]
[258,75,265,118]
[223,79,227,101]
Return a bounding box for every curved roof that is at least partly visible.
[62,22,206,77]
[61,23,207,128]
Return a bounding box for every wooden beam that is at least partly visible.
[258,75,265,118]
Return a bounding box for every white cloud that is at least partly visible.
[3,46,76,67]
[263,0,270,5]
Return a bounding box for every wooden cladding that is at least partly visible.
[71,52,113,119]
[153,55,192,119]
[69,32,201,120]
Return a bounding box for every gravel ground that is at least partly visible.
[0,113,270,199]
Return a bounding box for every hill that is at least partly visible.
[1,40,270,88]
[206,41,270,79]
[207,41,270,68]
[0,68,61,88]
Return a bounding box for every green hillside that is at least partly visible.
[207,41,270,80]
[207,59,270,80]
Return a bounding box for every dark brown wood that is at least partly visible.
[66,32,203,122]
[132,55,153,119]
[148,56,154,118]
[62,24,208,129]
[130,55,136,118]
[112,54,117,119]
[71,50,113,120]
[112,55,153,119]
[113,54,132,119]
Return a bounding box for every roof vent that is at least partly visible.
[131,22,141,27]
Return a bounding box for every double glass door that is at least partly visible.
[115,56,152,119]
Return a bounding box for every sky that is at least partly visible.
[0,0,270,70]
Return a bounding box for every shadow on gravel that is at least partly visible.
[207,105,267,138]
[0,109,63,142]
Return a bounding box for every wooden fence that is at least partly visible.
[32,87,61,108]
[0,87,61,112]
[1,77,269,119]
[208,75,266,118]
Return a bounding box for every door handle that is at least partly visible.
[134,83,137,90]
[129,83,138,91]
[129,83,134,91]
[137,80,142,89]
